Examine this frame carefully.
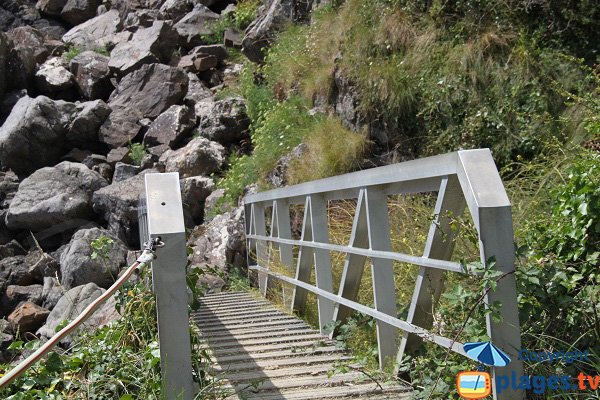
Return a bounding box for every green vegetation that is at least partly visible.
[128,142,148,167]
[63,47,83,62]
[201,0,262,45]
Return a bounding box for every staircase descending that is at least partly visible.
[193,292,411,400]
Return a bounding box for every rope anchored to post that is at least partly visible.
[0,238,164,390]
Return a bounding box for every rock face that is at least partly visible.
[60,227,128,290]
[6,162,108,231]
[69,51,112,100]
[37,282,118,344]
[266,143,308,188]
[196,97,249,144]
[159,137,225,178]
[181,176,214,226]
[142,104,196,148]
[67,100,112,149]
[108,21,178,77]
[62,9,121,49]
[1,285,43,316]
[92,171,155,246]
[41,277,65,311]
[34,56,76,99]
[6,26,48,90]
[174,4,220,49]
[8,302,49,334]
[0,96,75,176]
[100,64,189,148]
[60,0,102,26]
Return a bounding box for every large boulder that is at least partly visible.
[100,64,189,148]
[0,95,76,176]
[5,26,48,90]
[189,205,246,270]
[1,285,43,316]
[92,171,156,246]
[159,137,225,178]
[62,9,121,50]
[142,104,196,148]
[34,56,76,100]
[41,276,65,311]
[5,162,108,231]
[0,251,60,292]
[60,0,102,26]
[8,301,49,334]
[181,176,214,226]
[173,4,219,49]
[158,0,195,23]
[36,0,68,17]
[37,282,118,344]
[67,100,112,150]
[0,33,7,102]
[196,97,249,144]
[108,21,178,77]
[59,227,128,290]
[69,51,112,100]
[0,170,19,212]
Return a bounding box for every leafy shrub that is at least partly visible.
[128,142,147,166]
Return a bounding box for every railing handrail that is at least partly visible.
[243,148,524,400]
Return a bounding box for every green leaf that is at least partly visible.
[45,352,63,373]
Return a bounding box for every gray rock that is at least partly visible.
[0,89,27,125]
[0,251,59,292]
[223,28,242,48]
[189,205,245,269]
[0,240,26,259]
[92,171,156,246]
[204,188,227,219]
[113,162,139,182]
[34,57,76,99]
[158,0,194,23]
[123,9,158,31]
[190,44,228,63]
[196,97,249,144]
[174,4,219,49]
[100,64,188,148]
[159,137,224,178]
[61,0,102,26]
[143,105,196,148]
[62,9,121,50]
[41,277,65,310]
[0,170,19,211]
[1,285,43,316]
[0,33,7,102]
[8,301,49,334]
[37,282,118,344]
[0,95,76,176]
[36,0,67,16]
[6,26,48,90]
[184,72,213,106]
[181,176,214,226]
[67,100,112,149]
[178,52,217,73]
[31,18,66,40]
[106,147,132,165]
[265,143,308,188]
[108,21,178,77]
[6,162,108,231]
[60,227,127,290]
[69,51,112,100]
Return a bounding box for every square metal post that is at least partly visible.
[145,173,194,400]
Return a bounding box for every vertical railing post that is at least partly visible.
[145,173,194,400]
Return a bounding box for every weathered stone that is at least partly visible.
[0,89,27,125]
[62,9,121,50]
[0,251,59,292]
[204,188,227,220]
[70,51,112,100]
[31,18,66,40]
[100,64,188,148]
[0,96,76,176]
[67,100,111,149]
[0,33,7,102]
[224,28,242,48]
[1,285,43,316]
[8,301,49,334]
[60,227,128,290]
[61,0,102,26]
[6,26,48,90]
[189,205,245,269]
[157,0,194,23]
[41,277,65,310]
[108,21,178,77]
[178,53,217,73]
[123,9,158,31]
[92,171,157,246]
[184,72,213,106]
[192,44,228,63]
[173,4,219,49]
[106,147,132,165]
[37,282,118,344]
[266,143,308,188]
[181,176,214,226]
[196,97,249,144]
[36,0,67,17]
[35,56,76,100]
[6,162,108,231]
[113,162,139,182]
[159,137,224,178]
[198,67,222,87]
[143,105,196,148]
[0,170,19,211]
[0,240,26,259]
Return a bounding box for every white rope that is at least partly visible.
[0,244,159,390]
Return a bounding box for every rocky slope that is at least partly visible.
[0,0,318,361]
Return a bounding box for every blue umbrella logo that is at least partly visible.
[463,341,511,367]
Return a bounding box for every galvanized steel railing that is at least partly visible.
[243,149,524,400]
